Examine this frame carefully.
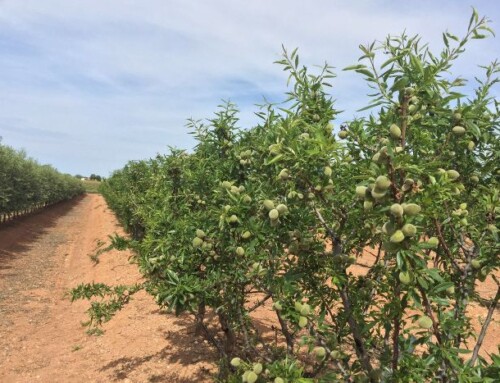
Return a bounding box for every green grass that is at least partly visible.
[82,180,101,194]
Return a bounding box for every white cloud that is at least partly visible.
[0,0,498,175]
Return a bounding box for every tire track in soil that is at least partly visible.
[0,194,216,383]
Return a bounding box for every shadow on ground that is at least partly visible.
[0,195,85,273]
[99,315,218,382]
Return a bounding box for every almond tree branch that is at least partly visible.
[469,281,500,366]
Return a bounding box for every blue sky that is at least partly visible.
[0,0,498,176]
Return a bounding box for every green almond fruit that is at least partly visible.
[399,271,411,285]
[246,371,258,383]
[263,199,275,210]
[192,237,204,248]
[221,180,232,189]
[253,363,263,374]
[294,301,303,312]
[467,141,475,151]
[404,87,415,95]
[452,125,466,135]
[446,285,455,295]
[241,231,252,239]
[196,229,206,239]
[275,378,285,383]
[453,112,462,120]
[229,215,239,223]
[427,237,439,248]
[452,209,462,217]
[236,247,245,256]
[459,203,467,210]
[313,346,326,358]
[372,152,381,162]
[390,124,402,138]
[408,104,417,113]
[402,180,414,192]
[330,350,342,359]
[338,131,348,139]
[268,144,281,155]
[371,188,387,200]
[471,259,481,269]
[447,170,460,181]
[356,185,367,199]
[300,304,311,316]
[230,357,241,367]
[276,204,288,214]
[243,195,252,203]
[375,175,391,190]
[382,222,395,235]
[404,203,421,216]
[273,302,282,311]
[404,178,414,187]
[324,166,333,177]
[298,316,308,328]
[239,159,247,165]
[402,223,417,237]
[363,200,373,211]
[269,209,279,220]
[390,203,404,217]
[390,230,405,243]
[417,315,433,329]
[278,168,290,180]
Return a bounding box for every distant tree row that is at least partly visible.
[0,140,85,222]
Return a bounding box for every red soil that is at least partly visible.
[0,194,216,383]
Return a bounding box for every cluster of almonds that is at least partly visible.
[231,358,286,383]
[237,149,254,166]
[263,199,288,226]
[192,229,213,250]
[385,202,422,244]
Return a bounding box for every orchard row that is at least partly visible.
[0,141,84,222]
[77,11,499,383]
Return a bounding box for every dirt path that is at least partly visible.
[0,194,216,383]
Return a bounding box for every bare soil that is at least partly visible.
[0,194,497,383]
[0,194,216,383]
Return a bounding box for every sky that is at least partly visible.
[0,1,498,177]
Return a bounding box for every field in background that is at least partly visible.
[82,180,101,194]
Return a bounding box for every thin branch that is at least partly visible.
[417,286,443,345]
[469,283,500,366]
[247,293,272,312]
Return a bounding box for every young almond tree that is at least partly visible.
[73,10,499,383]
